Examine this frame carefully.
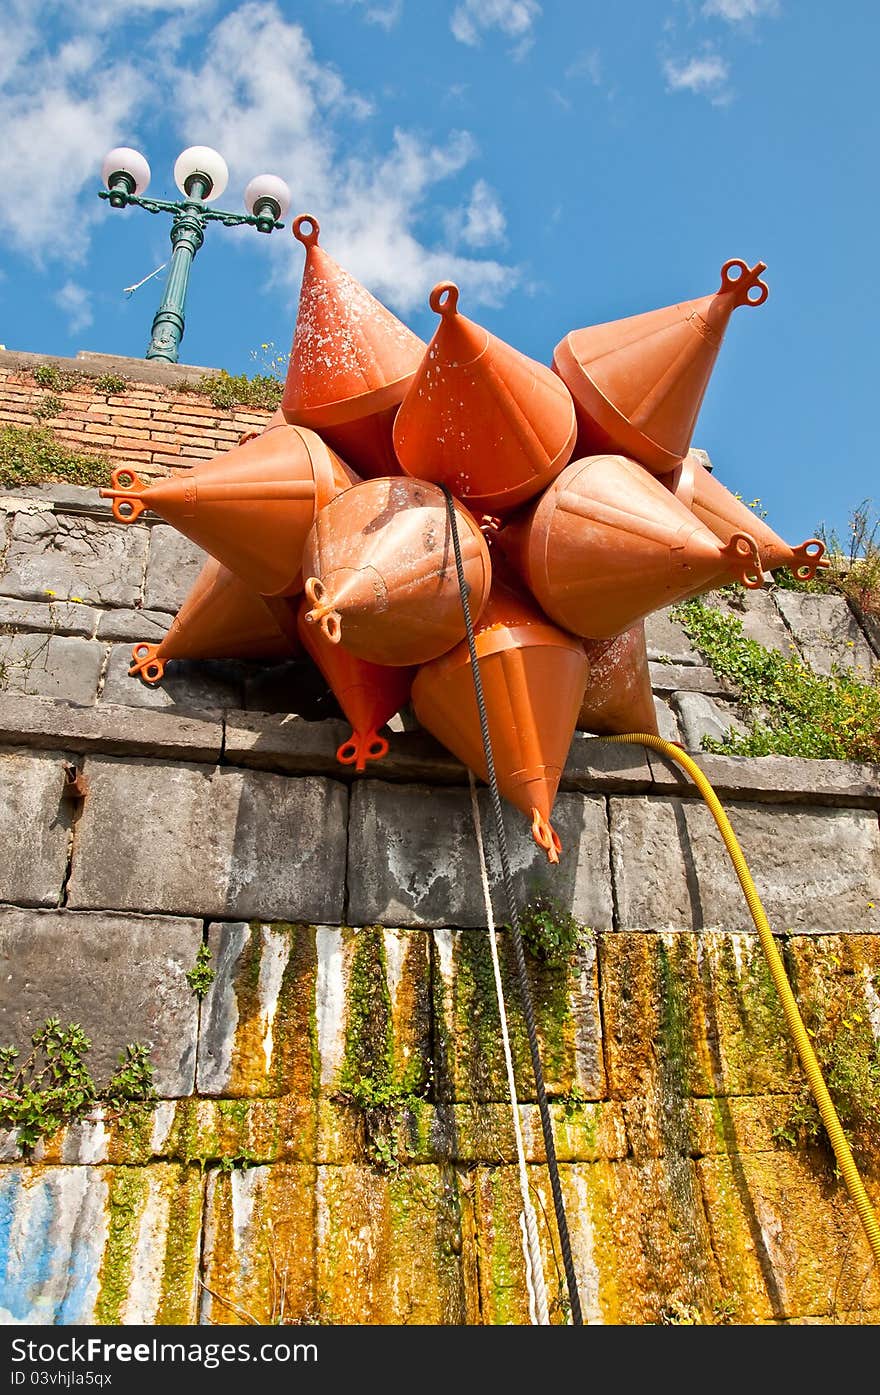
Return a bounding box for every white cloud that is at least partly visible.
[702,0,778,20]
[450,0,541,49]
[338,0,403,27]
[456,179,506,248]
[173,4,519,312]
[663,51,730,101]
[55,281,94,334]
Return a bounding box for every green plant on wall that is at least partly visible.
[0,424,111,489]
[671,597,880,763]
[516,892,587,965]
[186,942,216,999]
[0,1018,156,1152]
[181,370,282,412]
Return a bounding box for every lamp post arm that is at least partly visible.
[98,188,283,230]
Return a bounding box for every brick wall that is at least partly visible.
[0,348,276,481]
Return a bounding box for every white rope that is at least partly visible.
[468,771,551,1326]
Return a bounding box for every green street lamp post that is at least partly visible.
[99,145,291,364]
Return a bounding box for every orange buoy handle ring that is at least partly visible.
[336,729,390,772]
[303,576,342,644]
[128,642,165,685]
[791,538,828,581]
[100,467,150,524]
[718,259,769,307]
[429,281,460,317]
[531,808,562,865]
[292,214,320,247]
[724,531,765,589]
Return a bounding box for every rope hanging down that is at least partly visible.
[441,485,584,1326]
[468,772,550,1325]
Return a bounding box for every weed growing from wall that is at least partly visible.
[0,424,111,488]
[186,942,216,999]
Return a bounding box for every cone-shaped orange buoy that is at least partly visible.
[296,595,415,771]
[553,259,769,475]
[301,476,492,666]
[393,282,577,514]
[100,424,358,598]
[576,621,659,738]
[662,450,827,580]
[129,555,301,685]
[280,214,427,480]
[492,453,764,640]
[411,575,588,863]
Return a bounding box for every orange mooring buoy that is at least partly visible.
[301,476,492,666]
[296,595,415,771]
[492,453,764,640]
[100,424,358,597]
[392,282,577,514]
[280,214,427,480]
[129,555,301,684]
[662,450,827,579]
[412,575,588,862]
[553,259,769,475]
[577,621,659,738]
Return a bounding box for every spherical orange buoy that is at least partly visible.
[129,555,301,684]
[392,282,577,514]
[280,214,426,479]
[576,621,659,738]
[301,476,492,666]
[662,450,827,580]
[296,595,415,771]
[491,453,764,640]
[100,424,358,598]
[553,259,769,475]
[411,575,589,863]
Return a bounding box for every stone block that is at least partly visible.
[609,795,880,932]
[0,751,72,905]
[560,732,653,792]
[0,692,222,763]
[196,922,431,1100]
[223,710,351,777]
[654,696,680,743]
[644,608,701,664]
[99,643,242,711]
[712,586,803,656]
[649,662,736,696]
[0,632,103,704]
[431,926,604,1103]
[142,526,208,613]
[65,758,348,924]
[773,590,877,677]
[0,595,98,637]
[96,607,171,642]
[672,692,746,750]
[0,906,201,1094]
[0,510,149,607]
[347,781,613,930]
[645,748,880,809]
[0,1163,203,1324]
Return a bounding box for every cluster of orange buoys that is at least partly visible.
[102,214,826,863]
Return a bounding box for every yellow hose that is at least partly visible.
[605,731,880,1270]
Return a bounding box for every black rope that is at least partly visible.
[441,486,583,1326]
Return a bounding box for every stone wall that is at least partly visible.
[1,355,879,1327]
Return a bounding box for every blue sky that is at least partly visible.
[1,0,877,550]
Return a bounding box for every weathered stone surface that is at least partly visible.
[65,758,349,923]
[561,732,653,792]
[431,927,604,1103]
[0,750,72,905]
[223,709,354,777]
[0,907,201,1094]
[100,642,242,710]
[609,796,880,932]
[0,692,222,762]
[142,526,208,613]
[196,922,431,1102]
[698,1150,880,1322]
[773,590,877,677]
[95,607,171,642]
[0,631,103,703]
[0,595,98,637]
[862,610,880,659]
[0,510,149,607]
[711,586,803,656]
[0,1164,203,1324]
[347,782,613,930]
[646,748,880,808]
[672,691,746,750]
[644,608,701,664]
[654,696,680,743]
[649,662,736,696]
